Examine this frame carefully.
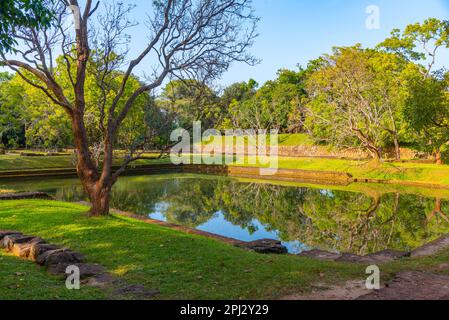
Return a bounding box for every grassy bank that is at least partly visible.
[232,156,449,186]
[198,133,314,147]
[0,134,314,171]
[0,154,168,172]
[0,155,75,171]
[0,200,366,300]
[1,151,449,187]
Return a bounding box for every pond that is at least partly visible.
[2,173,449,255]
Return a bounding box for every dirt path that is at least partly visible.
[282,271,449,301]
[283,234,449,300]
[282,269,449,300]
[358,271,449,300]
[282,280,376,300]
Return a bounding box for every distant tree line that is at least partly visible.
[1,18,448,163]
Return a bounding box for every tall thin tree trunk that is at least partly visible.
[393,134,401,161]
[435,150,443,165]
[386,109,401,161]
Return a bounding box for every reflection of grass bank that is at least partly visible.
[235,177,449,200]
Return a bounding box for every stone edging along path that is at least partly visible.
[0,230,160,299]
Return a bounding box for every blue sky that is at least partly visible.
[216,0,449,86]
[4,0,449,87]
[127,0,449,87]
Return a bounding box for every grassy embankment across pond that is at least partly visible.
[197,133,449,186]
[1,133,448,187]
[240,156,449,187]
[2,200,449,300]
[0,134,312,171]
[0,154,167,172]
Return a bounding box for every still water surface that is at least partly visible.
[2,173,449,254]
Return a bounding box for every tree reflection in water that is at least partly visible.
[109,176,449,255]
[3,174,449,255]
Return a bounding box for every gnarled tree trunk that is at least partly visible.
[72,110,116,216]
[75,154,116,216]
[352,127,383,161]
[86,182,113,216]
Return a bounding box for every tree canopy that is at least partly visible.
[0,0,53,53]
[1,16,448,164]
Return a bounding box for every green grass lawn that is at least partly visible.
[0,251,106,300]
[0,155,75,171]
[198,133,314,147]
[0,200,367,300]
[2,200,449,300]
[0,154,169,172]
[276,133,315,146]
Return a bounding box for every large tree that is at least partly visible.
[219,79,258,129]
[405,71,449,163]
[305,46,417,160]
[1,54,150,152]
[379,18,449,163]
[0,0,258,216]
